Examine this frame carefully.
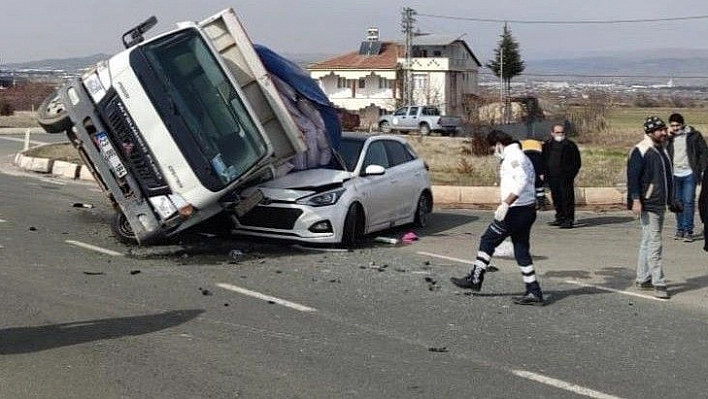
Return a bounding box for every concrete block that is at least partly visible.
[52,161,79,179]
[432,186,461,204]
[28,157,52,173]
[78,166,95,181]
[459,186,499,205]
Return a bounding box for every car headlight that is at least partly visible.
[297,188,346,207]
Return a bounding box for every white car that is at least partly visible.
[232,133,433,246]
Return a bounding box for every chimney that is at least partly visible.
[366,27,379,42]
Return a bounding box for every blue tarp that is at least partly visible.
[254,44,341,151]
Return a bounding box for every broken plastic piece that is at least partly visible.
[374,236,398,245]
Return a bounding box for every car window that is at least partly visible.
[384,140,413,167]
[363,141,389,169]
[393,107,407,116]
[338,139,364,172]
[408,106,419,116]
[422,107,439,116]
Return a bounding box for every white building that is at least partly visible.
[307,30,482,117]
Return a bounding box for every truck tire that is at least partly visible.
[379,121,392,134]
[111,211,138,245]
[419,122,431,136]
[36,91,73,133]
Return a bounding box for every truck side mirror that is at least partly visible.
[122,16,158,48]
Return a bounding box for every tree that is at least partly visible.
[486,23,525,122]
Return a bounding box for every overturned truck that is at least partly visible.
[36,8,340,245]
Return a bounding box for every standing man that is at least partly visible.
[626,116,674,299]
[666,113,707,242]
[543,124,582,228]
[521,138,549,209]
[450,130,544,306]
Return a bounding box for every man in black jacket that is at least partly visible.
[626,116,673,299]
[666,113,707,242]
[542,124,581,228]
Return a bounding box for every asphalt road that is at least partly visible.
[1,133,707,398]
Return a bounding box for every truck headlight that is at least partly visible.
[83,73,106,103]
[297,188,346,207]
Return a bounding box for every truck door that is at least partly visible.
[402,106,419,130]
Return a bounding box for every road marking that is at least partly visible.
[417,251,475,265]
[65,240,124,256]
[512,369,624,399]
[565,280,666,301]
[0,136,49,145]
[0,219,6,223]
[216,283,317,312]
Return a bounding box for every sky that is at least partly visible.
[3,0,708,65]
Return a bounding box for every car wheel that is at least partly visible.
[36,91,73,133]
[414,192,432,228]
[419,123,431,136]
[111,211,138,245]
[379,121,391,134]
[341,204,364,248]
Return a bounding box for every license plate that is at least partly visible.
[234,189,264,217]
[96,132,127,178]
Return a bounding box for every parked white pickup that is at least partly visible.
[378,105,462,136]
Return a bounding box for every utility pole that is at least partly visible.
[401,7,416,106]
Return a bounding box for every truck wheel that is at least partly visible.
[111,211,138,245]
[379,121,392,134]
[36,91,73,133]
[419,123,431,136]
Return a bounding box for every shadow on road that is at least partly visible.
[0,309,204,355]
[575,215,635,227]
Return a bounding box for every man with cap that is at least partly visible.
[626,116,675,299]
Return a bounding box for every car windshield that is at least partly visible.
[338,138,365,172]
[141,29,268,187]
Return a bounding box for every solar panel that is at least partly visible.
[358,41,382,56]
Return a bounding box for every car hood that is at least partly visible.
[255,169,352,201]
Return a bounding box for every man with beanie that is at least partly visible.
[626,116,674,299]
[666,113,707,242]
[542,124,581,228]
[450,130,544,305]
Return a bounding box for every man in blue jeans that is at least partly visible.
[667,113,707,242]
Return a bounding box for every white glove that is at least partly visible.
[494,202,510,221]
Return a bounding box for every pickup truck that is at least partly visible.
[35,8,312,245]
[377,105,462,136]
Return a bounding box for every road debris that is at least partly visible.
[82,271,105,275]
[72,202,94,208]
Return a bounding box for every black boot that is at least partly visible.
[450,267,486,291]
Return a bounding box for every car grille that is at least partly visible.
[102,94,168,194]
[238,206,303,229]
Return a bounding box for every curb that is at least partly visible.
[11,151,626,206]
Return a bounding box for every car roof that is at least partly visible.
[341,132,405,143]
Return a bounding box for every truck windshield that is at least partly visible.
[140,29,268,188]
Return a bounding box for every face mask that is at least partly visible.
[553,134,565,142]
[493,144,504,160]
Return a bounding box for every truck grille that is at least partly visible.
[238,206,303,230]
[103,95,168,193]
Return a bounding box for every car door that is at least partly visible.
[358,139,397,230]
[401,106,419,130]
[382,139,420,220]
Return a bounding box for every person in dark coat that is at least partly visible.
[699,164,708,252]
[542,124,581,228]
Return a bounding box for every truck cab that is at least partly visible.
[37,8,307,244]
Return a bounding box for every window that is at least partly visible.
[408,107,419,117]
[378,78,390,89]
[433,50,442,57]
[383,140,412,167]
[412,73,428,90]
[358,78,366,89]
[337,77,348,88]
[421,107,439,116]
[363,141,389,169]
[393,107,408,116]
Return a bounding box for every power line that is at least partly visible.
[417,13,708,25]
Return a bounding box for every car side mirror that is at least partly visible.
[362,164,385,176]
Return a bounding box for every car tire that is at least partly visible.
[414,192,432,228]
[419,123,431,136]
[379,121,391,134]
[341,203,364,248]
[36,90,73,133]
[111,211,138,245]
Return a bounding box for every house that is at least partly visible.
[307,28,482,124]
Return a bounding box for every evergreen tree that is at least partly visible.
[486,23,525,99]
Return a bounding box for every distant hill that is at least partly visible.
[4,49,708,86]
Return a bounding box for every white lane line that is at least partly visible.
[0,219,6,223]
[216,283,317,312]
[512,369,624,399]
[565,280,666,301]
[417,251,475,265]
[65,240,124,257]
[0,136,49,145]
